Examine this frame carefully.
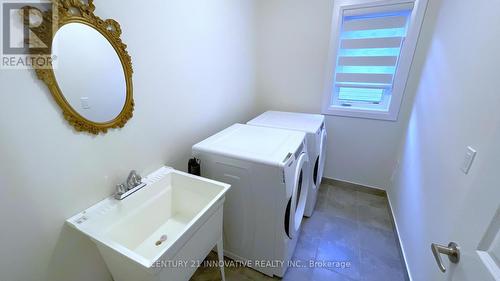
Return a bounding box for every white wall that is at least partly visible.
[388,0,500,280]
[253,0,424,189]
[0,1,257,281]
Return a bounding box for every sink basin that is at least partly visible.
[66,167,230,281]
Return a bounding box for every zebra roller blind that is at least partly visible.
[333,3,414,106]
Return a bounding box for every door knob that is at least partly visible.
[431,242,460,272]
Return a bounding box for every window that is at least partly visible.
[322,0,427,120]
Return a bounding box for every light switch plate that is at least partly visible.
[461,146,477,174]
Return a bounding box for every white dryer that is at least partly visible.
[192,124,309,277]
[247,111,327,217]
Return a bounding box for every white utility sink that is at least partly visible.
[66,167,230,281]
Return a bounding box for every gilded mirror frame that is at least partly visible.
[25,0,133,134]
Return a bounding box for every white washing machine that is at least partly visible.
[247,111,327,217]
[192,124,309,277]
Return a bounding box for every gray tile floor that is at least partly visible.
[191,181,407,281]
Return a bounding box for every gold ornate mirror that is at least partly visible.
[25,0,133,134]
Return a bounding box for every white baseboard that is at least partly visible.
[386,191,412,281]
[323,176,386,192]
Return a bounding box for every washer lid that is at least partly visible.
[193,124,306,166]
[247,111,325,134]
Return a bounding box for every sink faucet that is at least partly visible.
[115,170,145,200]
[126,170,142,188]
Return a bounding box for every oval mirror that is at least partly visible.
[52,23,127,123]
[25,1,134,134]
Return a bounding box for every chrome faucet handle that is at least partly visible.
[115,183,127,195]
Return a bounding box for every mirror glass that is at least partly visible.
[52,22,127,123]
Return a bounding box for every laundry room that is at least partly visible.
[0,1,498,281]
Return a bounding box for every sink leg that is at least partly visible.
[216,239,226,281]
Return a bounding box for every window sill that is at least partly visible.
[322,105,399,121]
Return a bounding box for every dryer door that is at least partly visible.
[313,128,327,188]
[287,152,309,238]
[317,127,327,185]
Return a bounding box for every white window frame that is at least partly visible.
[321,0,428,121]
